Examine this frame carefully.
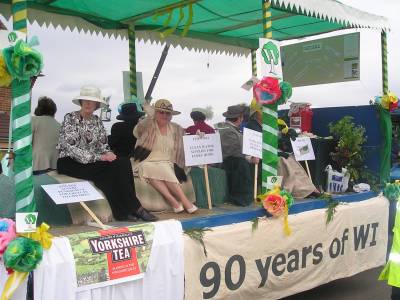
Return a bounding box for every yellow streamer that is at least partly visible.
[0,271,28,300]
[0,55,12,87]
[21,222,53,249]
[283,206,292,236]
[277,118,289,134]
[181,4,193,37]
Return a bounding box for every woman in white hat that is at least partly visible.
[133,99,198,214]
[57,85,157,222]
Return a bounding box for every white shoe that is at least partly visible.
[186,205,198,214]
[173,204,184,213]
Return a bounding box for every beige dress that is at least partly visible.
[134,124,179,184]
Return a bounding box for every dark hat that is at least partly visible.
[116,103,145,121]
[222,105,246,118]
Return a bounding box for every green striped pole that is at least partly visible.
[11,0,36,212]
[128,25,137,97]
[261,0,278,192]
[381,30,388,94]
[251,49,257,77]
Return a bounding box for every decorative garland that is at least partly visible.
[184,228,212,257]
[257,186,294,236]
[0,219,53,300]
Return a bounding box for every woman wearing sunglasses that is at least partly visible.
[133,99,197,214]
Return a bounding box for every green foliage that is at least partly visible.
[184,228,212,257]
[251,217,259,234]
[328,116,367,182]
[325,198,339,225]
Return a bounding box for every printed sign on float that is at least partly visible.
[66,223,155,291]
[42,181,103,204]
[242,128,262,159]
[183,133,223,166]
[291,136,315,161]
[15,212,38,233]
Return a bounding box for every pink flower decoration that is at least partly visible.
[253,77,282,105]
[263,194,286,217]
[0,218,17,257]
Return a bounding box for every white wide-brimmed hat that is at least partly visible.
[72,85,108,108]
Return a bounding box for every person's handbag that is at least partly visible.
[325,165,350,193]
[174,163,187,183]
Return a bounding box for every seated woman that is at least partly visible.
[32,96,60,175]
[108,98,144,158]
[57,85,157,222]
[133,99,197,214]
[185,107,215,135]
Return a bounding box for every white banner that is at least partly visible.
[42,181,103,204]
[242,128,262,159]
[184,196,388,300]
[183,133,223,166]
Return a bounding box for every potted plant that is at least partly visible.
[328,116,367,184]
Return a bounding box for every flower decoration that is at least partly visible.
[276,81,293,105]
[258,187,294,236]
[383,181,400,202]
[0,219,16,256]
[2,37,43,81]
[253,76,282,105]
[3,237,43,273]
[375,92,398,112]
[263,194,286,216]
[0,55,12,87]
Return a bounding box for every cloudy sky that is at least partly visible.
[1,0,399,130]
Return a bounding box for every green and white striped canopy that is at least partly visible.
[0,0,390,55]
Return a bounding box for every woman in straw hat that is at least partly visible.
[133,99,198,214]
[57,85,157,222]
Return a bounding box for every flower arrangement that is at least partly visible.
[253,76,293,106]
[0,219,53,299]
[257,187,294,236]
[374,92,398,112]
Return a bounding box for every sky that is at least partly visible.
[0,0,399,131]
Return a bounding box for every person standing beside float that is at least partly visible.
[57,85,157,222]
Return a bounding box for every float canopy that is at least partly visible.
[0,0,390,55]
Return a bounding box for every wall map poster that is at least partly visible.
[66,223,155,291]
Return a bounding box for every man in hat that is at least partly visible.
[215,105,259,206]
[109,97,145,158]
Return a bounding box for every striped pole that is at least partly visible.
[381,30,388,94]
[261,0,278,192]
[11,0,36,212]
[128,25,137,97]
[251,49,257,77]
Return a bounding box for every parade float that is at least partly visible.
[0,1,394,299]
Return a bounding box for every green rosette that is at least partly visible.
[2,39,43,81]
[276,81,292,105]
[4,237,43,272]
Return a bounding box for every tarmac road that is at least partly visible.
[282,267,391,300]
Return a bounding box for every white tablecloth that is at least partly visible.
[1,220,184,300]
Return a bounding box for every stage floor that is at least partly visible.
[50,191,378,236]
